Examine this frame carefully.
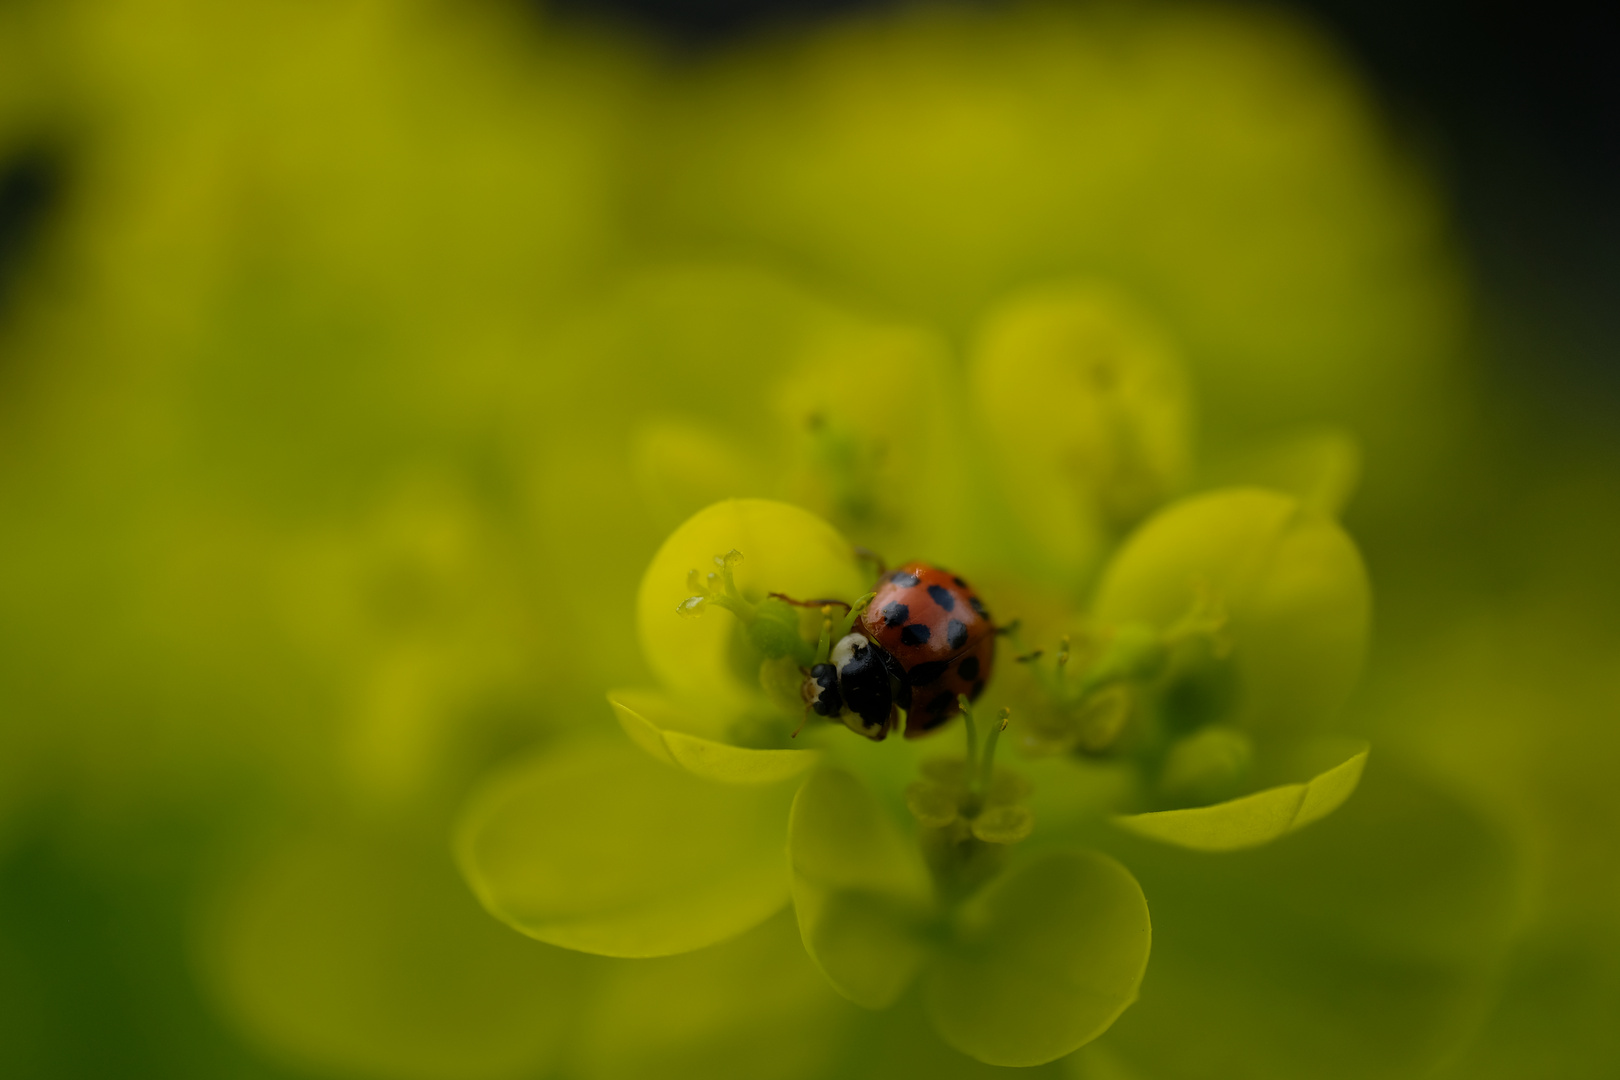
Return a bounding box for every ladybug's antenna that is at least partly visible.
[768,592,851,613]
[852,546,887,578]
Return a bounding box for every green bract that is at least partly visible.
[789,769,1151,1067]
[637,498,867,723]
[456,739,797,957]
[971,282,1193,577]
[1114,742,1369,851]
[1004,484,1374,851]
[788,768,933,1009]
[1092,487,1371,739]
[611,689,822,785]
[924,850,1150,1068]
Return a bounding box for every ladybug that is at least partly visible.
[802,561,995,741]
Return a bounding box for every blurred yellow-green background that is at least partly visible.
[2,0,1616,1077]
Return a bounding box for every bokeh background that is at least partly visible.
[1,1,1615,1077]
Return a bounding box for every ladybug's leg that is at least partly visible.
[767,592,851,612]
[853,545,887,579]
[997,617,1049,664]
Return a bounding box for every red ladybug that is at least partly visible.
[862,562,995,736]
[802,561,995,741]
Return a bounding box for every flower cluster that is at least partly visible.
[457,282,1375,1066]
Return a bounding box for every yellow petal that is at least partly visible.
[456,739,796,957]
[637,499,867,712]
[1112,744,1369,852]
[610,689,821,785]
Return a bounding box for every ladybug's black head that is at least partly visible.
[798,631,896,740]
[804,663,842,717]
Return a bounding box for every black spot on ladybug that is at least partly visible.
[926,584,956,612]
[957,655,980,682]
[925,690,956,714]
[901,623,931,647]
[908,660,949,686]
[896,682,913,709]
[881,601,909,627]
[968,596,987,617]
[953,576,967,588]
[946,619,968,650]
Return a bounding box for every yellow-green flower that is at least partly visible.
[457,440,1372,1064]
[459,497,1156,1066]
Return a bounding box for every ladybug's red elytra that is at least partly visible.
[802,561,995,741]
[864,562,996,731]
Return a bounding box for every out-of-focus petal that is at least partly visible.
[924,850,1151,1067]
[456,738,796,958]
[788,768,933,1009]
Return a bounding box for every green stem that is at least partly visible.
[813,611,834,664]
[706,593,753,622]
[832,592,875,639]
[979,709,1008,793]
[717,549,743,599]
[959,695,980,776]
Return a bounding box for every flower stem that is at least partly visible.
[979,708,1010,793]
[959,695,980,776]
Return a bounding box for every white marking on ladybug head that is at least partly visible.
[830,632,868,671]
